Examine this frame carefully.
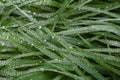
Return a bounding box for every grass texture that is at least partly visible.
[0,0,120,80]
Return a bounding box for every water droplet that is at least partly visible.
[27,10,31,13]
[54,59,58,61]
[52,48,55,51]
[105,6,108,9]
[13,25,16,27]
[54,59,61,62]
[38,26,42,29]
[43,47,46,50]
[33,12,36,15]
[52,36,55,39]
[2,26,5,29]
[20,40,23,43]
[1,42,5,46]
[63,58,66,60]
[6,36,9,39]
[64,49,67,52]
[58,60,61,62]
[69,46,73,49]
[78,42,81,44]
[40,68,44,71]
[13,37,16,39]
[43,39,47,42]
[31,44,34,46]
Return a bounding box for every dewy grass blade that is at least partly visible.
[0,0,120,80]
[15,5,34,22]
[62,53,106,80]
[57,25,120,36]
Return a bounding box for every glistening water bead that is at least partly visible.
[38,26,42,29]
[40,68,44,71]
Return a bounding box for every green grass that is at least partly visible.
[0,0,120,80]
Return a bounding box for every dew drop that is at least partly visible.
[6,36,9,39]
[78,42,81,44]
[69,46,73,49]
[40,68,44,71]
[33,12,36,15]
[12,24,18,28]
[31,44,34,46]
[13,37,16,39]
[54,59,58,61]
[52,36,55,39]
[52,48,55,51]
[58,60,61,62]
[38,26,42,29]
[20,40,23,43]
[43,39,47,42]
[64,49,67,52]
[54,59,61,62]
[28,10,31,13]
[1,42,5,46]
[43,47,46,50]
[2,26,5,29]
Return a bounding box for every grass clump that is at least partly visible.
[0,0,120,80]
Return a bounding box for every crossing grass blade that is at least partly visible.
[0,0,120,80]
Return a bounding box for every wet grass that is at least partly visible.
[0,0,120,80]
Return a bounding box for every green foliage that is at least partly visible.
[0,0,120,80]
